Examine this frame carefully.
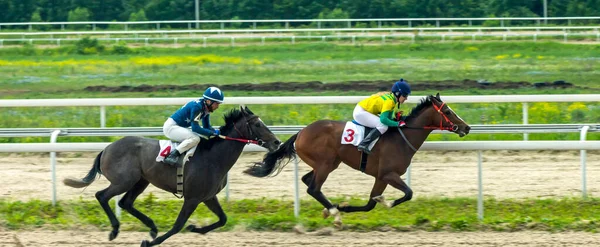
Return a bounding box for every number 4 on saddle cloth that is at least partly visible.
[156,140,197,165]
[156,140,198,197]
[341,121,378,173]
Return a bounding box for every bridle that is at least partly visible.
[422,101,458,132]
[220,115,265,146]
[404,99,458,132]
[398,98,458,152]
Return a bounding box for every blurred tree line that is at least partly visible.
[0,0,598,25]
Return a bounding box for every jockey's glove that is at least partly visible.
[398,121,406,127]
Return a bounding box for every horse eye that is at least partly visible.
[255,122,261,127]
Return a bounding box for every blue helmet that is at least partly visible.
[391,79,411,98]
[203,86,224,103]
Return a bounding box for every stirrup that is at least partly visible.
[164,153,181,167]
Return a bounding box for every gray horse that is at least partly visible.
[64,106,280,246]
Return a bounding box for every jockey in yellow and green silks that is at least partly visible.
[353,79,411,154]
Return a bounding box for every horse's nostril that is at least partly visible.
[274,140,281,145]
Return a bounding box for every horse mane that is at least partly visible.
[404,95,433,121]
[196,107,254,151]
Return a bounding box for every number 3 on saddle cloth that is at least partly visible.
[340,121,379,173]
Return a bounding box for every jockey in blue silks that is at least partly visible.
[162,86,224,166]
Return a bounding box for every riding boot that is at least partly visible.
[164,149,181,167]
[357,129,382,154]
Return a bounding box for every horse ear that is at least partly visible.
[239,105,246,114]
[435,92,441,100]
[244,105,254,115]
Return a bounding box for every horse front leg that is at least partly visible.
[338,179,387,213]
[373,171,413,208]
[141,198,200,247]
[186,196,227,234]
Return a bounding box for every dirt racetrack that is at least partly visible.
[1,150,599,201]
[1,230,600,247]
[1,151,600,246]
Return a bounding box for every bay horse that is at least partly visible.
[64,106,280,247]
[244,93,470,226]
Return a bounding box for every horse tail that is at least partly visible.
[63,151,103,188]
[244,133,298,177]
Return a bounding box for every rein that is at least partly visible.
[219,115,264,146]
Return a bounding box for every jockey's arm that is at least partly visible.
[201,114,213,130]
[379,100,402,127]
[190,108,214,137]
[191,120,214,137]
[379,111,400,127]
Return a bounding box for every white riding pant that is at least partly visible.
[163,118,201,153]
[352,105,388,134]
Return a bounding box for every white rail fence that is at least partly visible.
[2,32,599,48]
[1,139,599,220]
[2,95,600,219]
[3,94,600,139]
[1,17,599,31]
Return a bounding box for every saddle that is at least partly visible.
[157,140,197,198]
[340,121,376,146]
[340,121,378,173]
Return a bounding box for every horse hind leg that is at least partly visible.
[338,179,387,213]
[305,166,343,227]
[95,183,135,241]
[301,170,314,186]
[118,179,158,239]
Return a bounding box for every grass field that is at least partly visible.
[1,41,599,142]
[1,196,600,232]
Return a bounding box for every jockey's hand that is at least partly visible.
[398,121,406,127]
[213,129,220,136]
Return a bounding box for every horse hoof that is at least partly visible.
[333,220,343,229]
[149,229,158,239]
[108,230,119,241]
[186,224,196,232]
[140,240,151,247]
[322,208,330,219]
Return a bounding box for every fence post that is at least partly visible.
[100,106,106,128]
[294,155,300,218]
[580,126,590,198]
[50,130,61,206]
[522,102,528,141]
[477,151,484,220]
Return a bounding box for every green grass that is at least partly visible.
[2,196,600,232]
[1,42,599,142]
[1,42,599,94]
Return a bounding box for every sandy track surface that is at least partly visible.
[0,150,599,202]
[1,230,600,247]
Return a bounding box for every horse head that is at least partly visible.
[223,105,281,152]
[426,93,471,137]
[405,93,470,137]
